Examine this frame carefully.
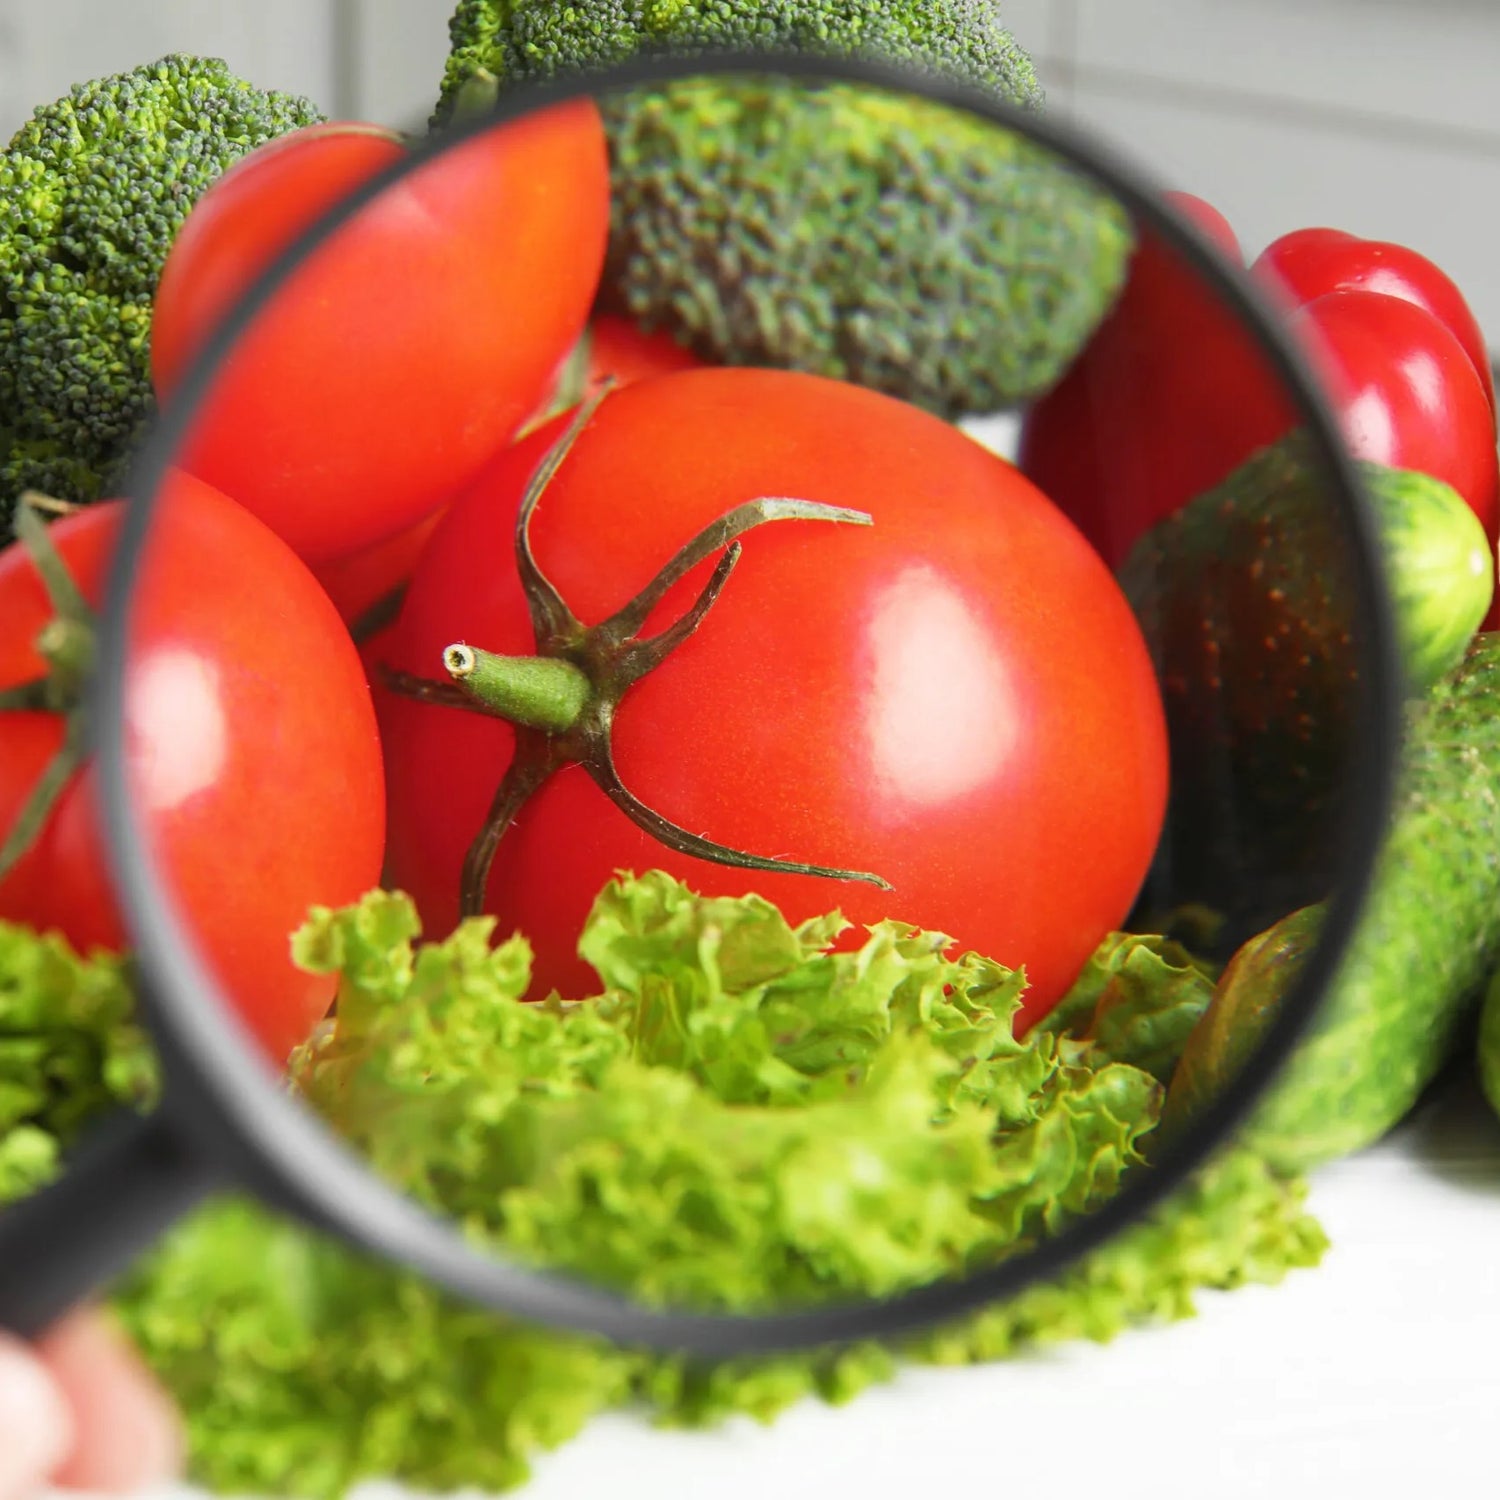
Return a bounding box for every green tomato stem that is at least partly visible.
[0,496,98,883]
[0,721,85,883]
[444,644,592,735]
[385,385,892,918]
[14,495,94,629]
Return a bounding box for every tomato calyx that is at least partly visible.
[383,388,893,919]
[0,495,95,881]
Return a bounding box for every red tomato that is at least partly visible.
[317,315,706,634]
[151,123,407,391]
[524,313,705,434]
[1253,228,1496,415]
[0,473,386,1061]
[1019,192,1295,569]
[380,368,1170,1032]
[576,314,702,388]
[151,102,611,567]
[312,505,448,629]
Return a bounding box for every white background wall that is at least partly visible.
[2,0,1498,339]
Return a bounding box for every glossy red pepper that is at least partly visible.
[1253,228,1496,416]
[1018,192,1294,570]
[1021,199,1500,585]
[1288,289,1497,540]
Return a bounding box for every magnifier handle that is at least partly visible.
[0,1110,219,1339]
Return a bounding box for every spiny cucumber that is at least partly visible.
[1162,633,1500,1173]
[1121,430,1492,947]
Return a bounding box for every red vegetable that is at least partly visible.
[0,475,386,1062]
[1253,227,1496,415]
[556,313,702,397]
[1019,191,1294,569]
[1288,289,1497,541]
[1022,198,1499,579]
[379,368,1170,1031]
[315,315,706,637]
[151,102,612,567]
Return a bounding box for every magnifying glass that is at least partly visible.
[0,49,1401,1357]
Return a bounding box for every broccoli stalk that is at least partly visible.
[0,55,326,534]
[432,1,1133,418]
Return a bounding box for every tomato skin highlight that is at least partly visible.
[381,368,1170,1031]
[1253,227,1497,415]
[0,473,387,1062]
[151,101,612,567]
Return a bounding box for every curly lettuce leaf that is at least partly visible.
[114,1198,635,1500]
[287,872,1164,1310]
[0,882,1328,1500]
[1038,930,1218,1086]
[114,1143,1326,1499]
[0,920,158,1205]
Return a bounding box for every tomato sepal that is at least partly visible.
[384,391,891,918]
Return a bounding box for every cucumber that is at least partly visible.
[1120,430,1492,945]
[1478,966,1500,1124]
[1161,633,1500,1174]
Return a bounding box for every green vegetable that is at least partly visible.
[435,0,1046,108]
[287,872,1161,1308]
[0,921,158,1206]
[1162,632,1500,1173]
[1479,965,1500,1123]
[1372,467,1497,689]
[432,1,1133,418]
[1036,930,1219,1087]
[0,55,325,529]
[1121,431,1493,943]
[0,886,1326,1498]
[113,1145,1323,1500]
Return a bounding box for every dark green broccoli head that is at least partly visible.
[433,3,1130,417]
[603,79,1131,416]
[436,0,1044,120]
[0,55,325,532]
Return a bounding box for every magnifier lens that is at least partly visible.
[107,62,1394,1341]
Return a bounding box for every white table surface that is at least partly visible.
[95,1067,1499,1500]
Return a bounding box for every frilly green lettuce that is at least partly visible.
[0,919,158,1205]
[287,872,1160,1308]
[0,878,1325,1499]
[1038,929,1219,1086]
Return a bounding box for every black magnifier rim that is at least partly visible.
[94,47,1403,1356]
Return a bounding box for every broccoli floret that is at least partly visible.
[432,2,1131,417]
[435,0,1045,114]
[0,55,325,532]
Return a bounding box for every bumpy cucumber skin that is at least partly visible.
[1121,433,1491,944]
[1370,466,1494,694]
[1164,634,1500,1174]
[1478,968,1500,1123]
